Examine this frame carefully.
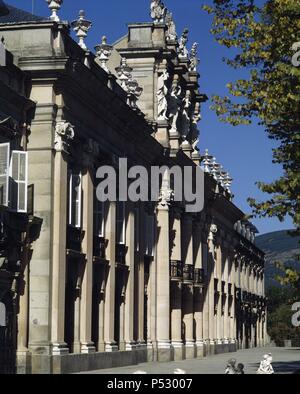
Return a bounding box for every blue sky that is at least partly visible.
[5,0,294,235]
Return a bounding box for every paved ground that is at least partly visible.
[79,347,300,374]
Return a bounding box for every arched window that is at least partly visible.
[0,302,6,326]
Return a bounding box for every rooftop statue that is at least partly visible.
[150,0,167,24]
[166,11,177,42]
[178,28,189,58]
[189,42,199,72]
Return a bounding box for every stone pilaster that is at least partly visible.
[104,202,118,351]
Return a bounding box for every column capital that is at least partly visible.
[157,187,174,210]
[54,121,75,154]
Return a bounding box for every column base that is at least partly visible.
[196,340,204,359]
[97,341,106,352]
[157,341,172,362]
[171,341,185,361]
[51,342,69,355]
[81,342,96,354]
[223,338,229,344]
[105,342,119,352]
[185,341,196,359]
[16,350,32,374]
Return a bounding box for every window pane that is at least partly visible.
[18,182,26,211]
[19,153,26,181]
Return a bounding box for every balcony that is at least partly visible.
[170,260,183,281]
[93,235,107,259]
[183,264,194,284]
[194,268,205,287]
[214,278,219,294]
[66,225,85,252]
[221,280,226,294]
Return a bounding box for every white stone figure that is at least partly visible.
[71,10,92,51]
[115,57,133,90]
[190,102,201,152]
[94,36,113,73]
[181,91,192,140]
[256,354,274,374]
[225,358,237,374]
[54,121,75,153]
[115,58,143,109]
[189,42,199,72]
[178,28,189,58]
[166,11,177,42]
[150,0,167,23]
[157,70,169,121]
[168,83,182,133]
[46,0,63,22]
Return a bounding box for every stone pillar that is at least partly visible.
[80,159,96,353]
[170,210,184,360]
[104,202,118,351]
[193,223,204,358]
[124,204,136,350]
[207,227,216,354]
[223,252,229,345]
[182,214,196,359]
[155,186,172,361]
[50,122,74,355]
[216,244,223,347]
[229,253,236,346]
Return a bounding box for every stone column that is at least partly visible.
[193,223,204,358]
[155,186,172,361]
[124,203,136,350]
[182,214,196,359]
[207,226,217,354]
[223,251,229,346]
[230,253,236,346]
[202,240,209,354]
[80,149,96,353]
[216,243,223,348]
[170,209,184,360]
[51,122,74,355]
[104,201,118,351]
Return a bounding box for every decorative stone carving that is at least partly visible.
[178,29,189,58]
[81,138,100,168]
[189,42,199,72]
[115,58,143,110]
[166,11,177,42]
[158,186,174,208]
[202,149,212,173]
[181,90,192,140]
[157,70,169,121]
[54,122,75,153]
[46,0,63,22]
[168,78,182,134]
[190,102,201,152]
[150,0,167,24]
[94,36,113,73]
[71,10,92,51]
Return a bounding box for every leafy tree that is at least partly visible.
[203,0,300,287]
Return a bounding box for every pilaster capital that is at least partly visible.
[157,187,174,210]
[54,121,75,154]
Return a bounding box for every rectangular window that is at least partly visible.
[68,171,82,228]
[116,201,125,244]
[10,151,28,213]
[0,143,10,207]
[94,196,104,237]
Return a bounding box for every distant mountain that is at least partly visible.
[256,230,300,289]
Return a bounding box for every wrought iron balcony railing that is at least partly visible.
[183,264,194,284]
[170,260,183,281]
[93,235,107,259]
[66,225,85,252]
[115,243,128,265]
[194,268,205,287]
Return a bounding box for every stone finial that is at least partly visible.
[202,149,212,173]
[54,122,75,153]
[150,0,167,24]
[46,0,63,22]
[223,172,233,194]
[71,10,92,51]
[189,42,199,72]
[115,58,143,110]
[94,36,113,73]
[178,28,189,58]
[115,57,133,90]
[166,11,177,42]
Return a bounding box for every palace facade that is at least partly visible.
[0,1,267,374]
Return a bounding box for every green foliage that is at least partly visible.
[204,0,300,287]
